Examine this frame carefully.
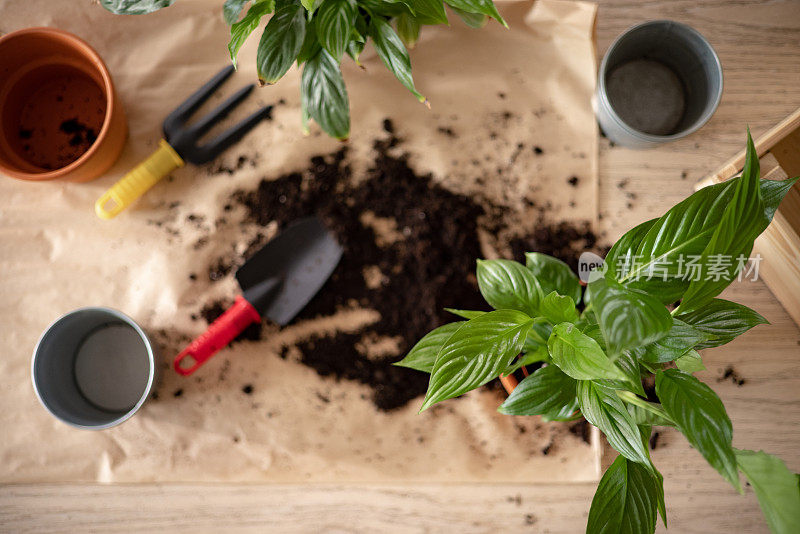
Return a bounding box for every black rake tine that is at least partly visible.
[189,84,255,138]
[163,65,235,136]
[201,105,274,159]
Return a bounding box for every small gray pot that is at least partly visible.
[31,307,158,430]
[596,20,723,148]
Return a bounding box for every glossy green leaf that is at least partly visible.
[763,176,800,219]
[522,323,551,356]
[296,17,321,64]
[404,0,448,24]
[300,49,350,139]
[618,391,675,429]
[548,323,627,381]
[300,0,324,11]
[444,0,506,27]
[587,278,672,357]
[613,178,740,303]
[676,298,767,349]
[627,403,674,427]
[502,345,549,376]
[735,449,800,534]
[316,0,357,60]
[540,291,579,324]
[604,218,658,283]
[528,322,551,343]
[498,365,577,419]
[352,13,368,41]
[346,39,365,64]
[656,369,741,491]
[609,142,797,306]
[100,0,175,14]
[525,252,582,304]
[586,455,663,534]
[476,259,543,317]
[598,348,646,397]
[369,16,426,102]
[229,0,275,67]
[421,310,533,411]
[395,322,464,373]
[577,381,652,467]
[449,5,487,27]
[581,322,606,349]
[396,13,421,48]
[677,133,766,312]
[634,425,668,528]
[256,3,307,84]
[223,0,249,23]
[359,0,413,17]
[444,308,487,320]
[639,318,709,363]
[674,350,705,374]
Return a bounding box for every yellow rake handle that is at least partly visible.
[95,139,184,220]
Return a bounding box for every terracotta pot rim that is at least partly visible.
[0,27,118,181]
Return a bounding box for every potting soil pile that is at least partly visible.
[0,0,601,482]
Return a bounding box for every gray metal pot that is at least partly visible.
[596,20,723,148]
[31,307,158,430]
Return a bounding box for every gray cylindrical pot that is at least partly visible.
[596,20,723,148]
[31,307,158,430]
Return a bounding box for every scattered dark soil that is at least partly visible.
[718,365,746,386]
[197,120,600,411]
[208,259,234,282]
[209,153,261,175]
[508,221,599,274]
[59,118,97,148]
[569,420,592,444]
[649,431,660,450]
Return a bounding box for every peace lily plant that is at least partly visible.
[398,133,800,534]
[101,0,505,140]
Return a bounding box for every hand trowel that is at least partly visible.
[173,217,342,376]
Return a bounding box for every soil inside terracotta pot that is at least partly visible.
[196,121,602,411]
[13,64,106,170]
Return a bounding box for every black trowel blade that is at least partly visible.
[236,217,343,326]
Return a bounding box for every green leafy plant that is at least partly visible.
[397,133,800,534]
[101,0,506,140]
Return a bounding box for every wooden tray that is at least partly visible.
[696,107,800,327]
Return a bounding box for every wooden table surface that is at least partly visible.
[2,0,799,532]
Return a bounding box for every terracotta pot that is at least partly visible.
[0,28,127,182]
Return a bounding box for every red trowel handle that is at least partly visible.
[173,296,261,376]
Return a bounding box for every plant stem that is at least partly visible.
[616,390,676,426]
